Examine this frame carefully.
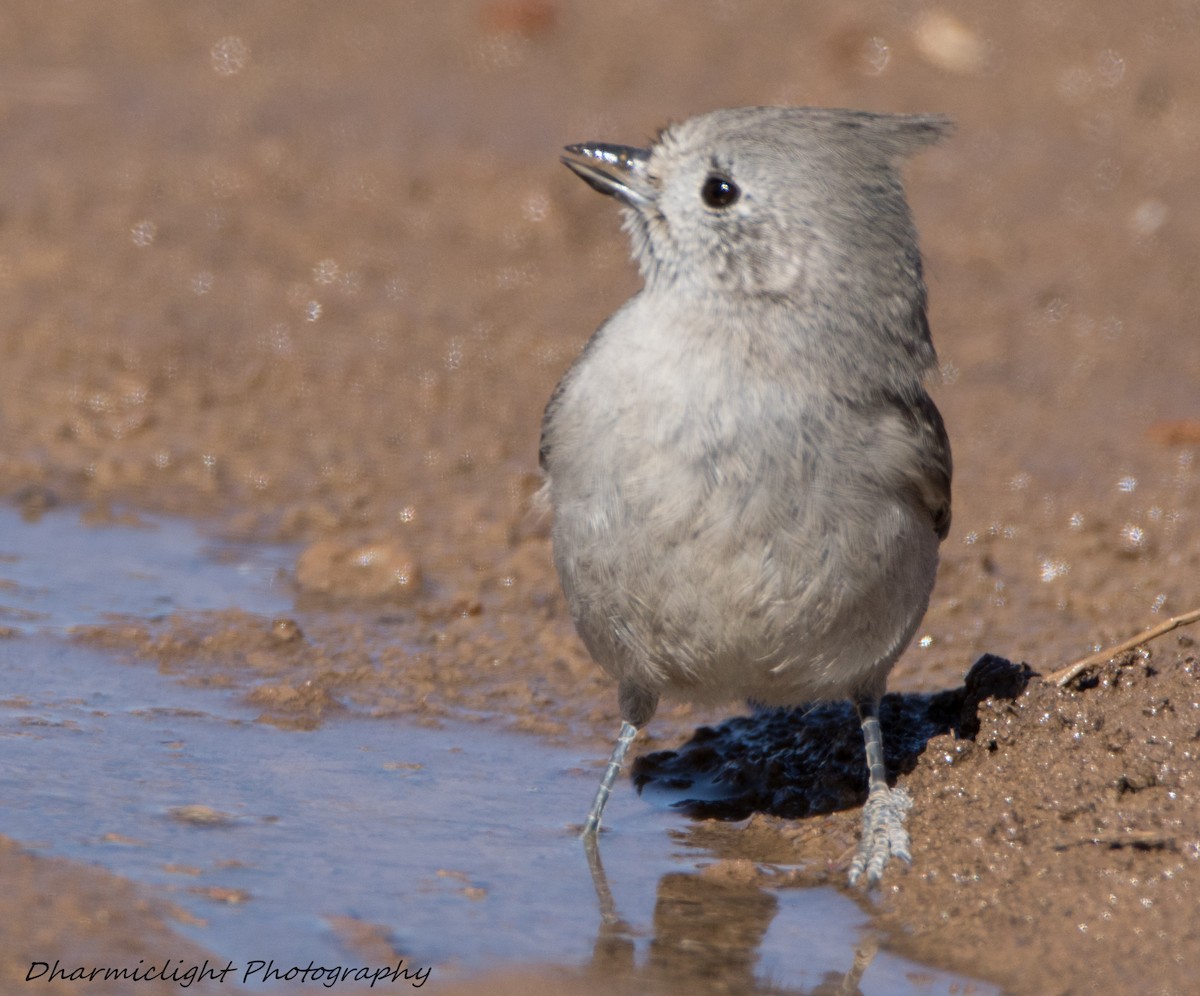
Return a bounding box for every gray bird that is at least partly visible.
[541,106,952,885]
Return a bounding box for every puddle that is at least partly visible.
[0,507,997,992]
[0,506,294,632]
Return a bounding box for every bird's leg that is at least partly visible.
[581,720,639,838]
[848,696,912,886]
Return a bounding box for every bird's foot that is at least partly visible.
[848,785,912,887]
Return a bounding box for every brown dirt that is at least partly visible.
[1,1,1199,993]
[0,836,224,995]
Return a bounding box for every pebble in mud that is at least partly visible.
[168,805,239,828]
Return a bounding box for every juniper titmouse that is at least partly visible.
[542,106,953,885]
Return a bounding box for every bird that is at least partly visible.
[540,106,953,885]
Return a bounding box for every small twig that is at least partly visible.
[1048,606,1200,687]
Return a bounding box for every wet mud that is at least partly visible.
[1,1,1199,993]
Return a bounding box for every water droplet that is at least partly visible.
[262,324,293,355]
[1044,296,1068,323]
[131,220,157,247]
[1057,67,1092,103]
[1094,158,1121,191]
[1130,200,1168,239]
[1117,475,1137,493]
[522,190,550,223]
[918,635,933,648]
[1096,50,1125,88]
[1119,523,1146,549]
[912,12,985,75]
[313,259,339,285]
[1040,560,1070,582]
[861,36,891,75]
[211,36,250,76]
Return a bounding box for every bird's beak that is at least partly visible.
[561,142,654,209]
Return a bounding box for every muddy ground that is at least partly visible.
[1,1,1199,993]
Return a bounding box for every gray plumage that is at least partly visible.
[542,106,952,885]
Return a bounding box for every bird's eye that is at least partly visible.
[700,174,740,209]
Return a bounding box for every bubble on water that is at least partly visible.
[131,220,157,247]
[444,339,464,371]
[1151,593,1167,614]
[192,271,214,295]
[1068,512,1084,529]
[963,531,978,545]
[398,506,416,524]
[211,36,250,76]
[1117,475,1137,493]
[304,301,322,322]
[938,360,960,384]
[1040,560,1070,582]
[1008,472,1031,492]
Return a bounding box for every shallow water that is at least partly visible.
[0,506,996,992]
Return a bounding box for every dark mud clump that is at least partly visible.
[632,654,1032,820]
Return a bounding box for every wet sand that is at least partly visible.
[1,2,1199,993]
